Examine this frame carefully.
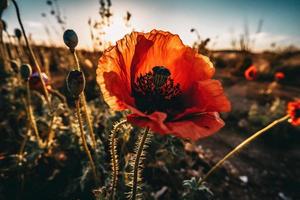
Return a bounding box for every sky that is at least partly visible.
[2,0,300,51]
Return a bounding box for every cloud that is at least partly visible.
[25,21,43,28]
[252,32,300,50]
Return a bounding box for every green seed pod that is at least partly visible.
[66,70,85,98]
[20,64,32,81]
[63,29,78,51]
[10,60,20,74]
[14,28,22,40]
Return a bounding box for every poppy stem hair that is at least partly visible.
[130,127,151,200]
[75,100,98,182]
[198,114,290,185]
[109,120,127,200]
[11,0,52,111]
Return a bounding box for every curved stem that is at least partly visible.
[75,100,97,182]
[131,127,150,200]
[110,120,127,200]
[48,88,67,104]
[199,115,290,185]
[26,81,45,148]
[11,0,51,110]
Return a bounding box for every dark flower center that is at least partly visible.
[295,108,300,119]
[132,66,182,115]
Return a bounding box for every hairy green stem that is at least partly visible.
[130,127,150,200]
[110,120,127,200]
[199,115,290,185]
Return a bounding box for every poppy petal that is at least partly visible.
[181,80,231,114]
[127,111,170,134]
[102,71,135,109]
[170,48,215,92]
[127,112,224,141]
[97,32,144,109]
[132,30,185,78]
[166,112,225,140]
[131,30,215,92]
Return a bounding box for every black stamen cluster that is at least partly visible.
[132,67,182,115]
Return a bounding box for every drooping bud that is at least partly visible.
[66,70,85,98]
[20,64,32,81]
[10,60,20,74]
[63,29,78,52]
[14,28,22,40]
[152,66,171,88]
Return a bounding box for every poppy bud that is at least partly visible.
[20,64,32,81]
[66,70,85,98]
[1,19,6,31]
[14,28,22,40]
[244,65,257,81]
[275,72,285,81]
[46,0,52,6]
[0,0,8,16]
[63,29,78,51]
[10,60,20,74]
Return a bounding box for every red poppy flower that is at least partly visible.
[97,30,231,140]
[244,65,257,81]
[29,72,51,94]
[287,100,300,126]
[275,72,285,80]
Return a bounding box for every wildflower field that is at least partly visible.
[0,0,299,200]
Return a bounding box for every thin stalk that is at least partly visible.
[4,35,12,60]
[72,50,97,149]
[18,123,30,163]
[110,120,127,200]
[16,37,25,59]
[131,127,150,200]
[48,88,67,104]
[75,100,97,182]
[81,94,97,149]
[72,50,80,70]
[11,0,51,110]
[199,115,290,185]
[25,81,45,148]
[46,114,56,148]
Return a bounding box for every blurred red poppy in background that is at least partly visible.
[29,72,51,94]
[287,100,300,126]
[244,65,257,81]
[97,30,231,140]
[275,72,285,81]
